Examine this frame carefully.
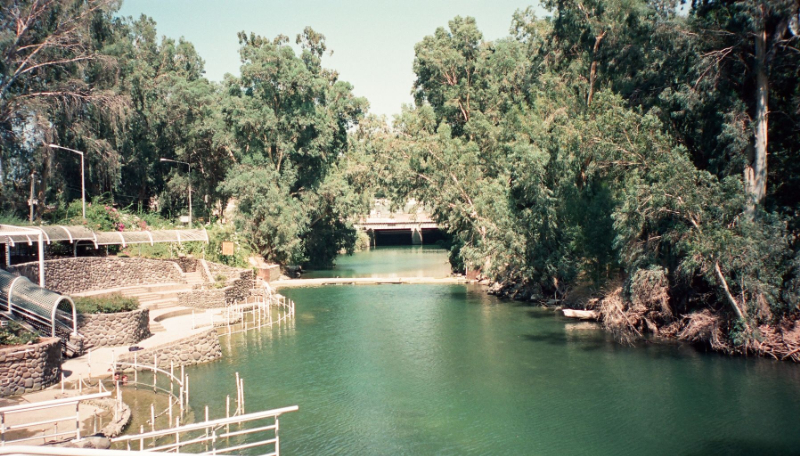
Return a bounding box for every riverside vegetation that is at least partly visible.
[2,0,800,360]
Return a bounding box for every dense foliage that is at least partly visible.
[73,293,139,314]
[0,321,40,346]
[373,1,800,352]
[2,0,800,356]
[1,1,371,268]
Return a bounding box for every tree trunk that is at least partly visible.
[36,150,51,222]
[586,31,606,107]
[745,13,769,213]
[714,261,751,332]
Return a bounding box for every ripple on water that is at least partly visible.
[183,250,800,455]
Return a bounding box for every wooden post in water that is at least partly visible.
[174,416,180,451]
[240,378,245,413]
[235,372,240,414]
[226,395,230,434]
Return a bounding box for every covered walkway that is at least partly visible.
[0,269,77,340]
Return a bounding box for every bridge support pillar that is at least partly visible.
[411,227,423,245]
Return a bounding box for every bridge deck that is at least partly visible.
[272,277,465,288]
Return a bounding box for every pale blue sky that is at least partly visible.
[117,0,548,118]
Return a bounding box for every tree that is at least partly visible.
[219,29,368,266]
[0,0,123,216]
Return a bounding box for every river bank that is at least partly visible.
[486,276,800,363]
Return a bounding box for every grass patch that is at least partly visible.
[0,321,40,346]
[74,294,139,314]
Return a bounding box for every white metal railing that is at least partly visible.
[110,370,297,455]
[192,284,295,336]
[112,405,298,455]
[0,445,199,455]
[111,357,189,433]
[0,391,111,446]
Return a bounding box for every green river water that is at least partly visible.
[184,246,800,455]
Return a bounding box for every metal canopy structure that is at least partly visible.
[1,225,209,288]
[1,225,209,249]
[0,225,45,286]
[0,269,76,338]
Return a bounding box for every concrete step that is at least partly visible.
[122,284,192,295]
[72,283,191,298]
[140,298,181,310]
[130,291,186,302]
[183,271,205,283]
[149,321,166,333]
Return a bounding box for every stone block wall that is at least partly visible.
[166,257,198,273]
[9,258,184,294]
[197,259,213,283]
[77,309,151,348]
[225,270,257,302]
[177,288,226,309]
[0,337,61,396]
[257,265,281,282]
[117,329,221,368]
[206,262,246,281]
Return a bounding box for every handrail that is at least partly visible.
[112,406,298,442]
[0,446,199,455]
[0,392,110,414]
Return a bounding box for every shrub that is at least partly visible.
[0,321,40,346]
[74,294,139,314]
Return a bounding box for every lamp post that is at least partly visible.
[160,158,192,228]
[48,144,85,220]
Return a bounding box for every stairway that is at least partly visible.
[116,283,191,310]
[184,270,205,287]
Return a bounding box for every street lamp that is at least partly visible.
[160,157,192,228]
[48,144,85,220]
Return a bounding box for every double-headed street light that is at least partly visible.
[48,144,85,220]
[160,158,192,228]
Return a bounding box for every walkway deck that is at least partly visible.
[271,277,466,288]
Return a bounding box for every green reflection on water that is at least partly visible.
[184,249,800,455]
[302,245,453,279]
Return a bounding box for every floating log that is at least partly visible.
[562,309,600,320]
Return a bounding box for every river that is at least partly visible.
[185,246,800,455]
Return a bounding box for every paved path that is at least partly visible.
[272,276,466,288]
[62,307,223,381]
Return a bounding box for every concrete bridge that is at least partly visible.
[354,211,441,245]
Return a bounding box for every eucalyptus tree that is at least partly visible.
[107,15,231,218]
[0,0,123,216]
[219,29,369,266]
[685,0,800,212]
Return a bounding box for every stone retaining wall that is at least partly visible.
[177,288,226,309]
[77,309,151,348]
[226,270,257,302]
[166,257,198,273]
[0,337,61,396]
[9,258,184,294]
[117,329,221,368]
[206,262,246,281]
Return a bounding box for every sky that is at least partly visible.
[116,0,549,119]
